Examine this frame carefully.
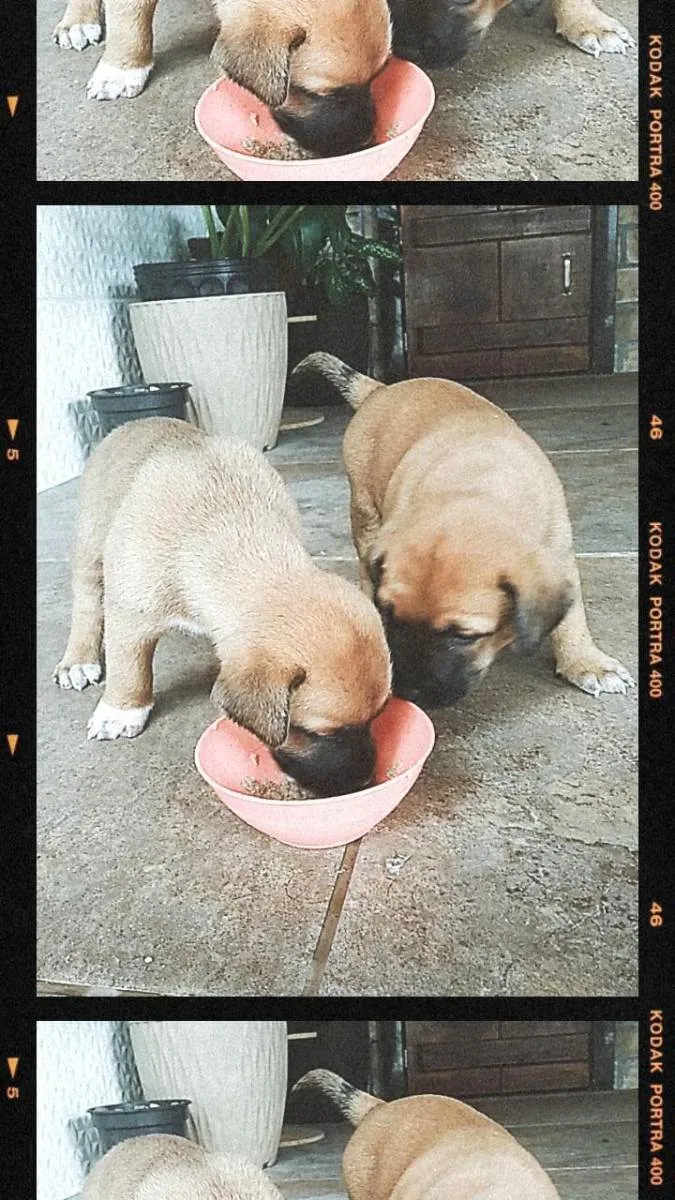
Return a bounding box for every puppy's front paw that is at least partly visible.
[87,699,153,739]
[558,652,635,698]
[53,22,102,51]
[53,660,102,691]
[556,4,635,57]
[86,60,152,100]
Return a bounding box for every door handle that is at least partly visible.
[562,253,572,294]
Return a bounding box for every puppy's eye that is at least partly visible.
[441,627,481,642]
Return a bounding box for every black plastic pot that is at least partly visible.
[133,255,280,301]
[88,1099,191,1153]
[88,383,191,437]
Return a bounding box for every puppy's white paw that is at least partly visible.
[557,10,635,58]
[54,23,102,50]
[559,654,635,698]
[53,661,103,691]
[87,699,153,740]
[86,60,152,100]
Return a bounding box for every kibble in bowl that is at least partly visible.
[194,697,435,848]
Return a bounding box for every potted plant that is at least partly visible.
[133,206,307,300]
[129,207,310,449]
[277,206,402,391]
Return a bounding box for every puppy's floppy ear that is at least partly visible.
[211,7,306,108]
[500,572,574,655]
[211,658,306,748]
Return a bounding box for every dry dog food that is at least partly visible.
[240,776,317,801]
[240,137,314,161]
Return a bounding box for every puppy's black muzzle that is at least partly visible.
[273,723,377,797]
[382,613,482,709]
[389,1,485,68]
[274,85,375,157]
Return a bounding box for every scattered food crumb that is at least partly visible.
[248,752,260,766]
[143,955,153,964]
[385,853,410,878]
[240,775,317,801]
[385,762,403,779]
[386,124,402,140]
[249,112,259,126]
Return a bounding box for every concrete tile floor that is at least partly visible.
[267,1090,638,1200]
[37,0,637,181]
[37,374,637,995]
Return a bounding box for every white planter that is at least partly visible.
[129,292,288,450]
[128,1022,287,1167]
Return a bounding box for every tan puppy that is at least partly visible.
[53,0,392,156]
[53,417,391,796]
[292,1070,560,1200]
[82,1134,284,1200]
[290,353,634,707]
[389,0,635,65]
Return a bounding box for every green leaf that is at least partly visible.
[239,206,251,257]
[201,205,221,260]
[253,205,306,258]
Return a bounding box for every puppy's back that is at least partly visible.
[344,1095,560,1200]
[74,417,207,556]
[82,1133,284,1200]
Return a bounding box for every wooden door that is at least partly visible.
[405,1021,598,1098]
[400,206,615,380]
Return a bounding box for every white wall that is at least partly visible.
[37,206,205,492]
[37,1022,142,1200]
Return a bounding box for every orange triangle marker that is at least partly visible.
[6,734,18,756]
[7,96,18,118]
[7,1058,19,1079]
[7,419,19,440]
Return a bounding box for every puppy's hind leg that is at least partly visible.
[87,608,158,740]
[550,563,635,697]
[349,490,382,599]
[53,0,103,51]
[53,547,105,692]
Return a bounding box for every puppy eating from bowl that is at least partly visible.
[53,417,391,798]
[289,352,634,709]
[53,0,393,157]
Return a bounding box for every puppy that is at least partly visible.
[53,0,392,156]
[289,353,634,708]
[53,417,391,796]
[82,1133,284,1200]
[292,1070,560,1199]
[388,0,635,66]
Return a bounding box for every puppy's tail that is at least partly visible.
[289,353,382,411]
[291,1069,383,1127]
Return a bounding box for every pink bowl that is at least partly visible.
[194,697,435,849]
[194,58,435,181]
